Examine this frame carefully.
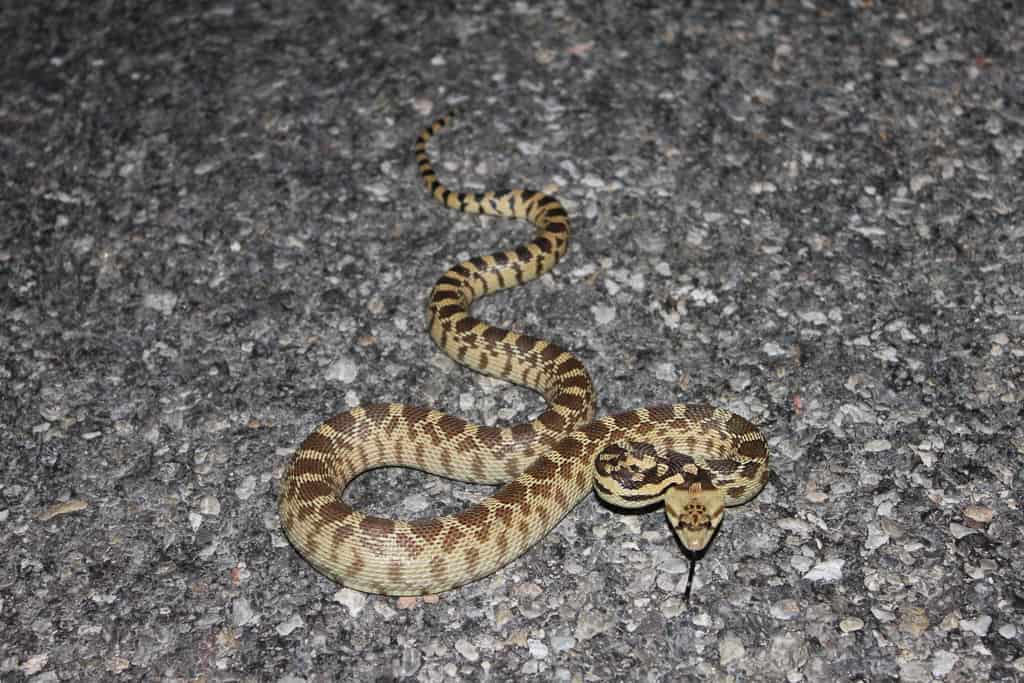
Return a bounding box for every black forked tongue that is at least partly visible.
[681,546,707,604]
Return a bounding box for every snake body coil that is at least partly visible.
[278,115,770,595]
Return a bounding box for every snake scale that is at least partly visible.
[279,114,770,596]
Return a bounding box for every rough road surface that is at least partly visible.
[2,3,1022,681]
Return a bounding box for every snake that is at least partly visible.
[278,114,770,596]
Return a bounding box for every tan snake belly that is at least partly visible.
[278,115,770,595]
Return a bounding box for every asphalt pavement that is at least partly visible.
[2,2,1022,681]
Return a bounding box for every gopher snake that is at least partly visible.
[279,115,770,595]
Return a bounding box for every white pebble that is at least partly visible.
[550,635,575,653]
[142,291,178,315]
[690,287,718,306]
[517,141,541,156]
[232,597,256,626]
[373,601,397,620]
[193,159,219,176]
[660,597,686,619]
[899,661,930,682]
[364,181,391,198]
[403,493,430,514]
[839,617,864,633]
[591,304,616,325]
[776,518,812,536]
[528,639,549,659]
[931,651,958,678]
[276,614,304,636]
[959,614,992,636]
[19,654,48,676]
[654,363,676,382]
[865,523,889,551]
[790,555,814,573]
[325,356,358,383]
[948,522,977,539]
[864,439,892,452]
[909,174,935,193]
[749,181,777,194]
[718,635,745,665]
[454,638,479,662]
[729,373,752,391]
[803,558,845,583]
[798,309,828,325]
[198,495,221,516]
[412,97,433,116]
[559,159,579,178]
[770,599,800,620]
[574,611,613,641]
[871,607,896,623]
[235,475,256,501]
[332,588,367,616]
[520,660,540,675]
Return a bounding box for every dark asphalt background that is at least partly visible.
[2,2,1022,681]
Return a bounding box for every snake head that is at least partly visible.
[664,483,725,552]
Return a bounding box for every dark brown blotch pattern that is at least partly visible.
[279,118,770,595]
[738,436,769,461]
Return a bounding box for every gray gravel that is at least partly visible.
[2,2,1023,681]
